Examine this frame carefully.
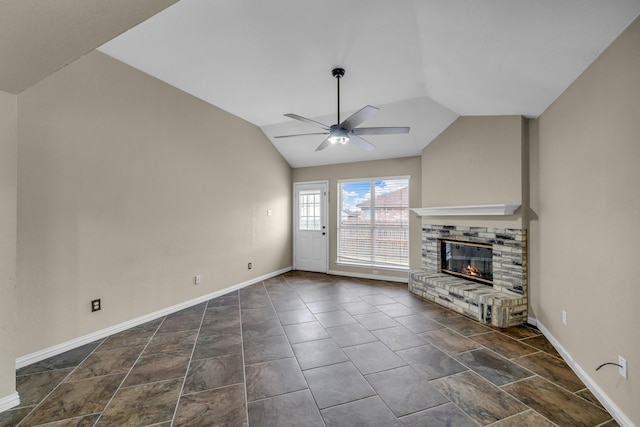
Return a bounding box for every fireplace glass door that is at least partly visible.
[441,240,493,285]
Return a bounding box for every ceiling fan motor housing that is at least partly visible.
[331,68,345,79]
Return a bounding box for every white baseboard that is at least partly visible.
[327,269,409,284]
[16,267,292,370]
[0,391,19,413]
[535,320,635,427]
[526,316,538,327]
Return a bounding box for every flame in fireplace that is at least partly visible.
[462,265,481,277]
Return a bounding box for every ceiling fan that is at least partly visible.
[274,68,410,152]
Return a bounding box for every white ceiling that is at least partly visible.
[98,0,640,168]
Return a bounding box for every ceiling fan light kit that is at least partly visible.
[274,68,410,152]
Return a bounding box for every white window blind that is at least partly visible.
[338,177,409,269]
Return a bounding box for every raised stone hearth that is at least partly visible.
[409,225,528,328]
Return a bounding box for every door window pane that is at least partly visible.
[299,190,322,231]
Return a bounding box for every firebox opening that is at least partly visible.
[440,239,493,285]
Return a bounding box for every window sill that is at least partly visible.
[336,262,409,272]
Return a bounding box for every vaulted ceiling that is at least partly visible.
[0,0,177,93]
[3,1,640,168]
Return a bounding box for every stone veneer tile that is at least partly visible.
[410,223,527,327]
[419,225,527,295]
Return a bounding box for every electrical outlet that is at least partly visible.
[562,310,567,325]
[195,275,201,285]
[91,299,101,312]
[248,262,252,270]
[372,270,379,275]
[619,355,627,379]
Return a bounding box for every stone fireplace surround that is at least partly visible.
[409,224,527,328]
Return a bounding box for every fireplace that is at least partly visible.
[440,239,493,285]
[410,225,527,327]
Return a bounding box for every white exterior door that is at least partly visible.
[294,181,328,272]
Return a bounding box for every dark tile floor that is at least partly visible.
[1,271,618,426]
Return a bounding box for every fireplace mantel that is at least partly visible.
[411,204,520,217]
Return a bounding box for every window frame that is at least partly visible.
[337,176,410,270]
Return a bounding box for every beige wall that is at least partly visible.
[292,157,422,280]
[421,116,526,229]
[16,51,292,357]
[530,17,640,423]
[0,90,18,400]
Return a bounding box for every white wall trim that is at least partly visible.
[535,320,635,427]
[328,269,408,283]
[16,267,292,370]
[0,391,20,414]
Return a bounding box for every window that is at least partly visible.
[338,177,409,269]
[298,189,322,230]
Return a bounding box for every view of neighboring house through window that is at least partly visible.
[338,177,409,269]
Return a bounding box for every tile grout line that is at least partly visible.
[498,372,603,423]
[483,409,559,427]
[91,318,165,426]
[379,291,501,424]
[239,285,251,426]
[238,282,254,427]
[279,273,327,427]
[167,302,210,426]
[420,326,490,425]
[443,344,561,423]
[493,374,563,426]
[306,274,419,425]
[15,338,108,427]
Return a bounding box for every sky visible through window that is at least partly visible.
[341,179,408,219]
[341,180,396,218]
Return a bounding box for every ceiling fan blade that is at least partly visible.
[340,105,379,130]
[284,114,330,130]
[274,132,329,139]
[349,135,376,151]
[315,137,332,152]
[352,127,410,136]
